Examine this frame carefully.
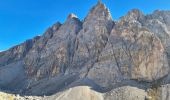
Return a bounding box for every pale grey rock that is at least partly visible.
[46,86,104,100]
[159,84,170,100]
[104,86,147,100]
[0,1,170,100]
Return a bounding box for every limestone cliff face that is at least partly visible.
[0,2,170,100]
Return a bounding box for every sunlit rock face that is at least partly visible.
[24,16,82,79]
[87,9,169,88]
[0,1,170,100]
[110,9,169,81]
[66,2,114,75]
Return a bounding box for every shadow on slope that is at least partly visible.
[0,73,169,97]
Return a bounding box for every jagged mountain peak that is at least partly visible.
[122,9,145,21]
[68,13,78,19]
[65,13,81,26]
[85,1,112,21]
[51,22,62,31]
[127,9,144,17]
[0,2,170,100]
[152,9,170,15]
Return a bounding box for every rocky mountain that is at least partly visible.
[0,1,170,100]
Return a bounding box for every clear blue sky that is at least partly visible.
[0,0,170,51]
